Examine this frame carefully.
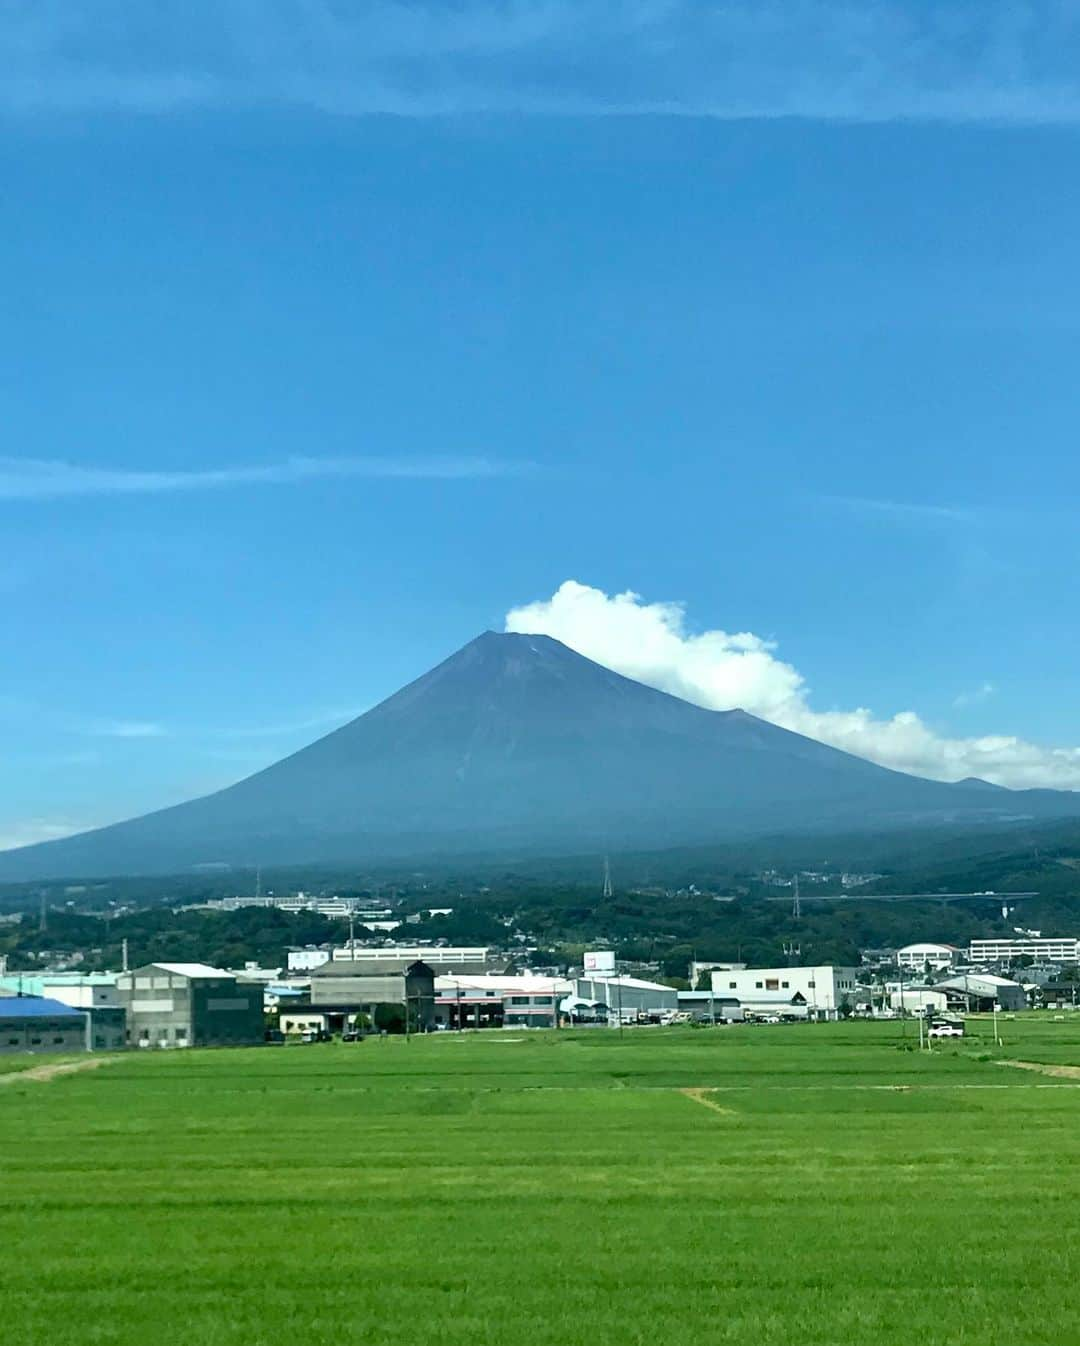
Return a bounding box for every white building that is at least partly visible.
[885,984,949,1015]
[689,960,746,986]
[710,966,861,1019]
[40,977,122,1009]
[332,945,491,970]
[287,949,332,972]
[215,894,399,922]
[435,974,572,1028]
[969,937,1080,965]
[896,944,959,972]
[574,974,679,1020]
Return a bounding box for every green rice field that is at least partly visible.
[3,1018,1080,1345]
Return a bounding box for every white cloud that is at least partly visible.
[217,707,366,739]
[0,455,529,502]
[953,681,996,709]
[4,2,1080,124]
[86,720,169,739]
[505,580,1080,790]
[0,818,85,851]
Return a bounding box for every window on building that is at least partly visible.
[510,996,530,1005]
[755,981,763,989]
[94,1036,105,1048]
[765,979,779,991]
[53,1036,65,1044]
[30,1037,41,1045]
[729,982,737,989]
[808,981,816,989]
[7,1038,18,1046]
[782,981,789,989]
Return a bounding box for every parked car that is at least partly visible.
[928,1019,965,1038]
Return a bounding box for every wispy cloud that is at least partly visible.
[4,2,1080,124]
[0,455,529,502]
[85,719,169,740]
[819,494,979,525]
[217,707,366,739]
[953,681,997,709]
[0,818,88,851]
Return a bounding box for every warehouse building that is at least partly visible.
[41,978,127,1051]
[434,974,572,1029]
[574,974,678,1021]
[677,991,743,1022]
[934,973,1026,1012]
[308,957,436,1031]
[886,985,949,1015]
[0,996,88,1054]
[710,966,860,1019]
[116,963,265,1049]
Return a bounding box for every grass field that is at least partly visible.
[3,1018,1080,1345]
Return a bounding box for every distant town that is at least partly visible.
[3,872,1078,1054]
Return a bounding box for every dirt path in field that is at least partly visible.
[680,1088,736,1115]
[0,1056,120,1087]
[995,1059,1080,1080]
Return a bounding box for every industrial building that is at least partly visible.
[896,944,960,973]
[329,946,493,972]
[308,957,436,1030]
[710,966,860,1019]
[886,985,949,1015]
[41,981,126,1051]
[933,973,1026,1012]
[433,974,572,1029]
[116,963,265,1048]
[969,937,1080,965]
[573,974,679,1021]
[677,991,744,1021]
[0,996,88,1054]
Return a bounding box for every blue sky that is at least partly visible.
[4,2,1080,848]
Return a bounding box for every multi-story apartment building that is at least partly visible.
[969,937,1080,965]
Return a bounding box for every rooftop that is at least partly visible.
[0,996,85,1019]
[148,962,232,979]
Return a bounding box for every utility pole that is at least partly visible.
[121,938,129,974]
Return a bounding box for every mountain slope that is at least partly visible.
[2,631,1078,879]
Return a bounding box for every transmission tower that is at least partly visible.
[791,873,802,921]
[602,856,613,899]
[783,941,801,966]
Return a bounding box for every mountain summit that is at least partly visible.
[2,631,1077,879]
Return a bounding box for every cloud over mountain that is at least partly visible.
[6,2,1080,124]
[506,580,1080,789]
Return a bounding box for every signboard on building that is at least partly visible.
[584,950,615,975]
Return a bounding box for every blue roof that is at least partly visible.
[0,996,84,1019]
